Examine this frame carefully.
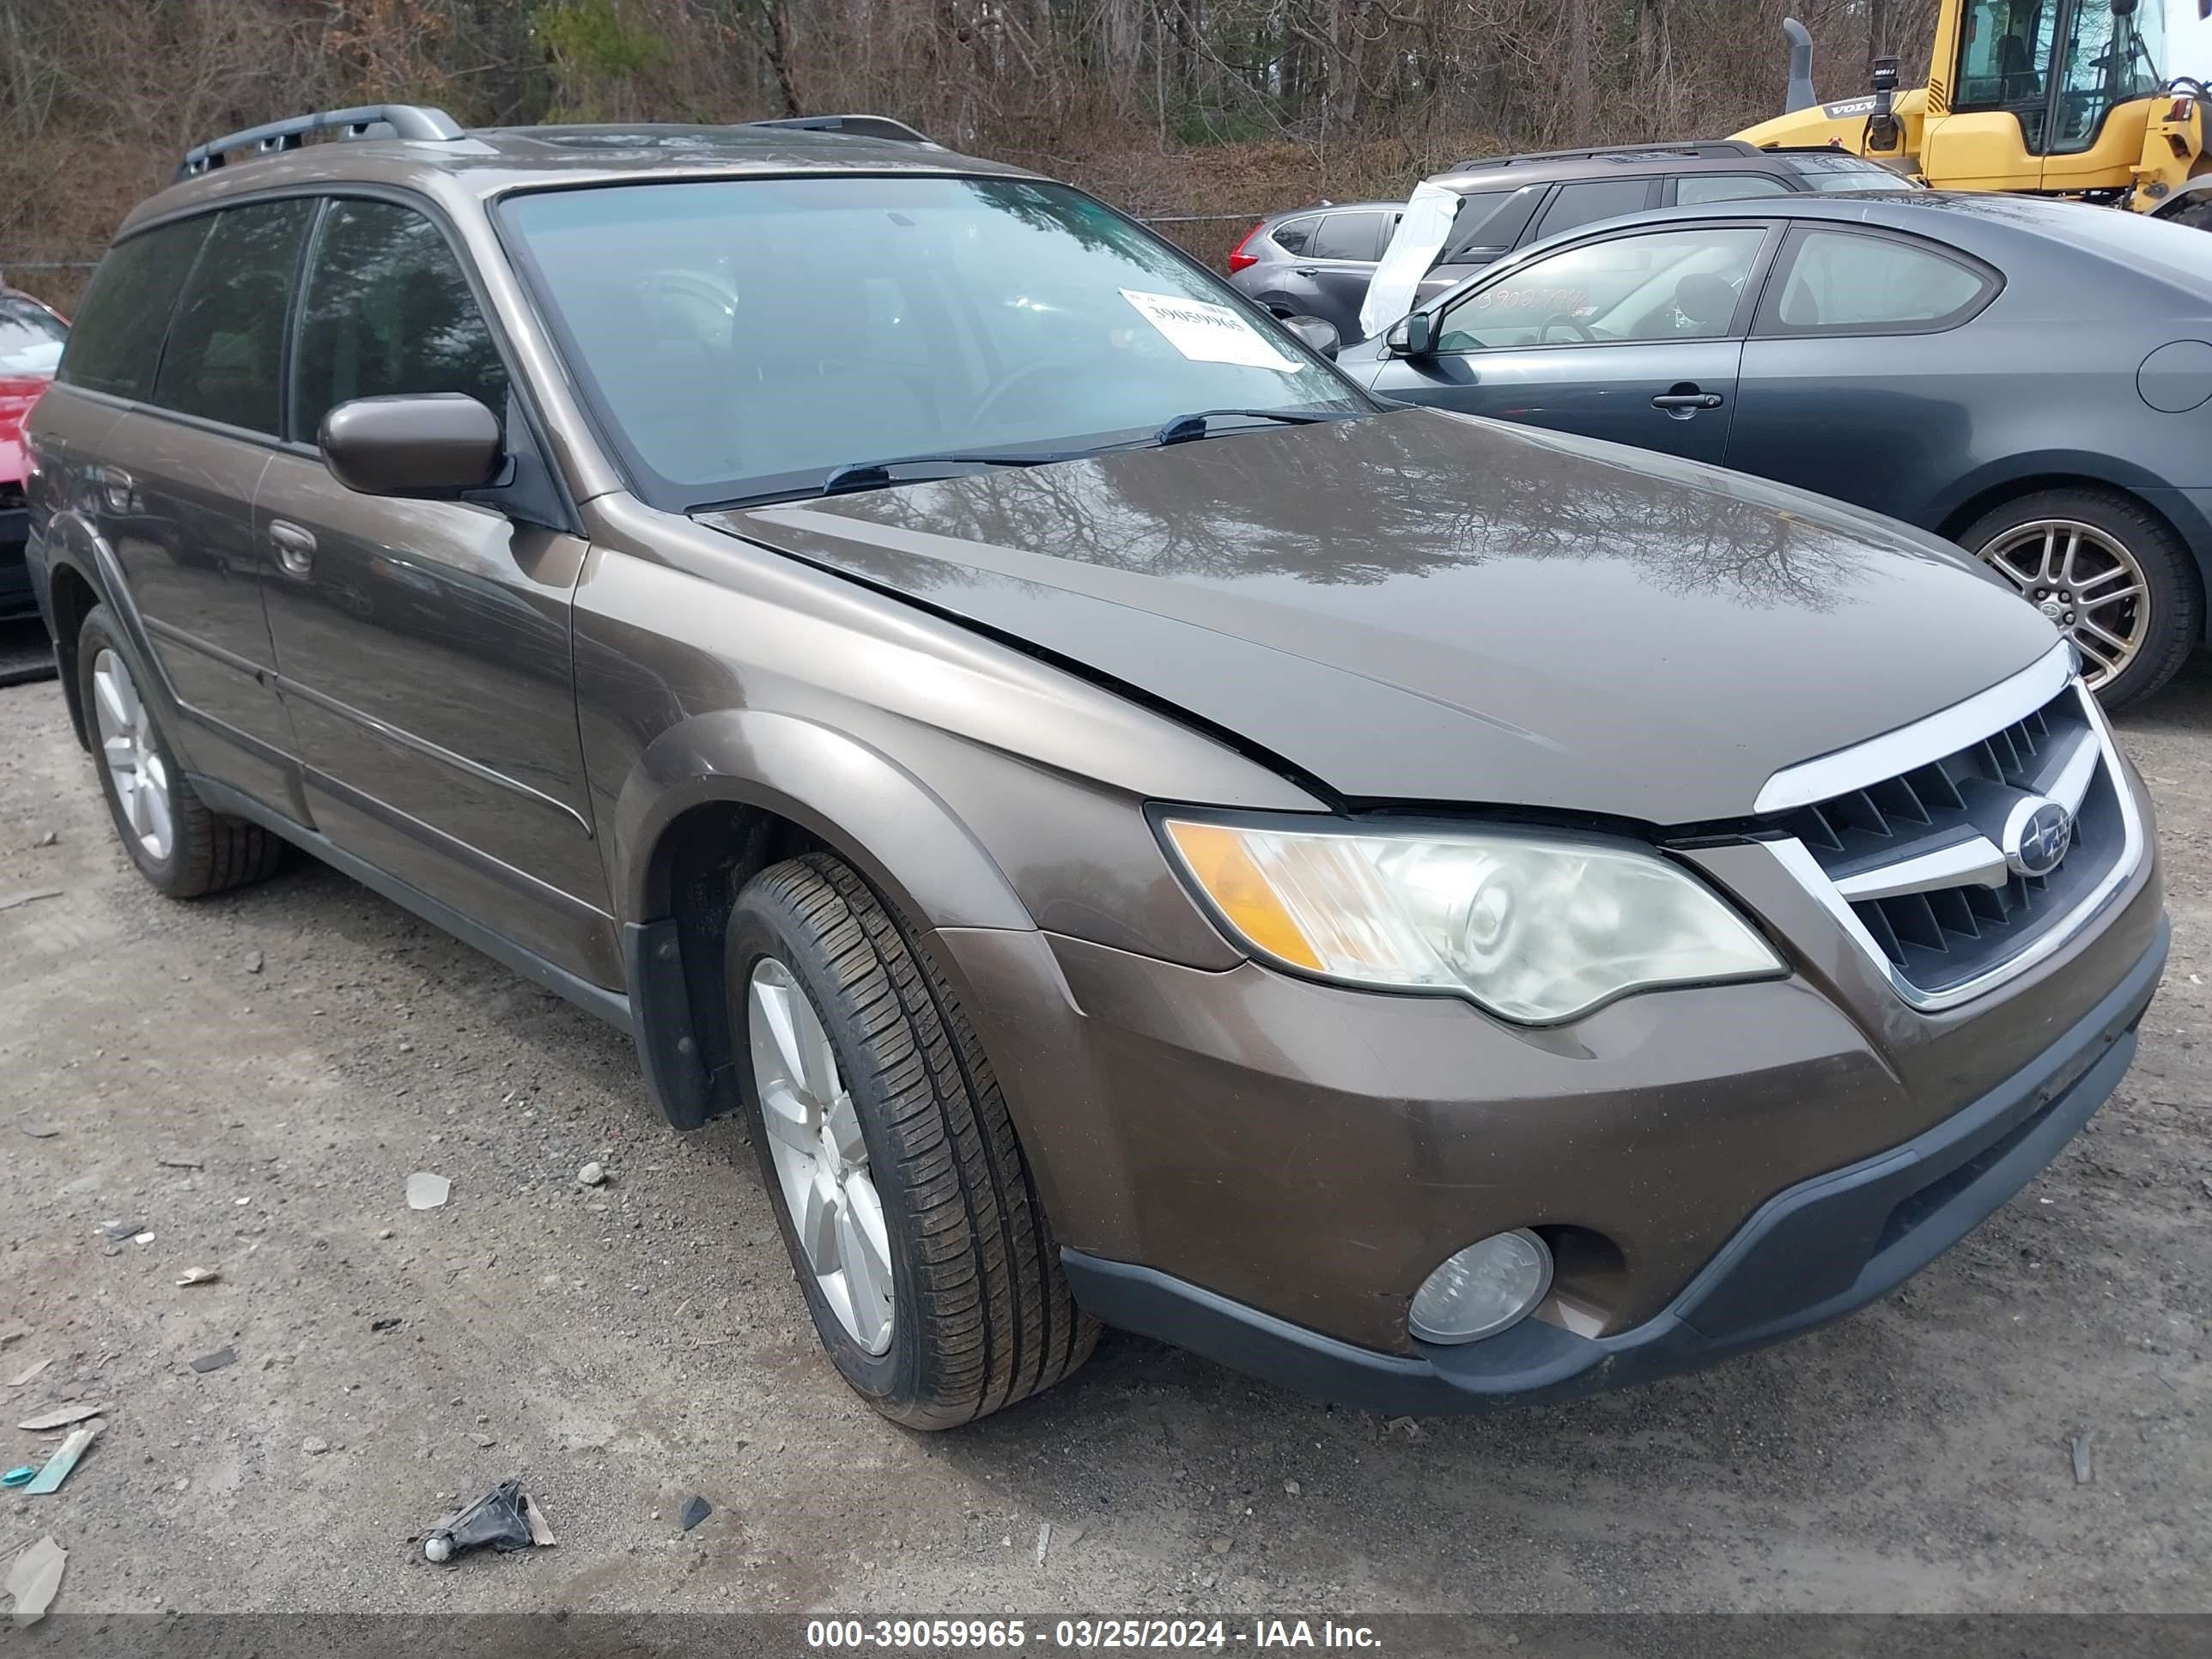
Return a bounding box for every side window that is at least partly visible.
[1431,190,1512,264]
[1271,218,1315,256]
[1531,179,1655,241]
[1436,226,1767,350]
[1759,229,1995,334]
[57,219,213,402]
[291,198,509,444]
[1674,173,1794,204]
[1310,212,1386,261]
[152,200,314,435]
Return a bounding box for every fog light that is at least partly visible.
[1408,1230,1553,1344]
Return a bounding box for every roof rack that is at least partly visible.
[179,104,465,179]
[1448,138,1762,172]
[738,113,935,145]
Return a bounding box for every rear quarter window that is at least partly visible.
[1757,228,1997,336]
[57,218,212,401]
[1271,219,1316,256]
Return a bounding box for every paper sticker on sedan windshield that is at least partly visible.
[1121,289,1300,372]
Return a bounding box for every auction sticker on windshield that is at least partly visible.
[1121,289,1299,372]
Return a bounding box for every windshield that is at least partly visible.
[501,176,1366,508]
[1779,153,1923,192]
[0,296,67,376]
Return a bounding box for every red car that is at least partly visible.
[0,284,68,619]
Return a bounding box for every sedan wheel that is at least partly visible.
[748,956,895,1356]
[1960,488,2200,710]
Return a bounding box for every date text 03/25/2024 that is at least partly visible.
[804,1618,1383,1650]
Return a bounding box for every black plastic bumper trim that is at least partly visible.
[1063,916,2168,1414]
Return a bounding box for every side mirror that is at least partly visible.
[1283,314,1341,360]
[319,393,503,499]
[1386,311,1437,357]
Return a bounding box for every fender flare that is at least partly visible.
[1924,447,2184,539]
[615,706,1035,935]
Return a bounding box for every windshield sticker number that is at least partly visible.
[1120,289,1300,372]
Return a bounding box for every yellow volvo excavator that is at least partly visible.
[1735,0,2211,227]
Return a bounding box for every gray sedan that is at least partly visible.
[1342,192,2212,707]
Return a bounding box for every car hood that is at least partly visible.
[702,408,2057,823]
[0,372,52,484]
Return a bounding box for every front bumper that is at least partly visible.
[1061,916,2166,1412]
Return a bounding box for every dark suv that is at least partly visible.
[27,106,2161,1427]
[1229,139,1912,338]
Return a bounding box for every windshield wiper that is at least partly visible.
[690,450,1079,514]
[1152,408,1340,447]
[818,451,1079,495]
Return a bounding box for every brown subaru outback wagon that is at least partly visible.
[27,107,2165,1426]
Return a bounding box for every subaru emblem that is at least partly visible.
[2003,797,2073,878]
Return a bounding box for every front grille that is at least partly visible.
[1766,678,2128,1001]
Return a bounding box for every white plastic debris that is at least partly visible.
[405,1172,452,1211]
[4,1535,65,1624]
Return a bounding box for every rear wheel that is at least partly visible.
[76,605,283,897]
[1960,487,2199,709]
[726,852,1096,1428]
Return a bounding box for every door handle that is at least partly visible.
[1651,386,1724,414]
[1291,267,1319,277]
[269,520,316,577]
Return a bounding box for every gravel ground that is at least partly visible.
[1,623,2208,1617]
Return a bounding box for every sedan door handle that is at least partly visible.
[269,520,316,577]
[1290,267,1320,277]
[1651,387,1724,413]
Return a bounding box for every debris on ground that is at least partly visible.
[0,889,61,913]
[245,951,263,975]
[15,1402,108,1431]
[31,830,56,848]
[131,1232,154,1246]
[23,1423,100,1494]
[302,1437,330,1455]
[174,1268,219,1287]
[3,1534,65,1624]
[1386,1416,1427,1441]
[156,1156,204,1171]
[93,1220,141,1242]
[2,1467,33,1488]
[422,1480,555,1562]
[2073,1430,2094,1486]
[405,1172,451,1211]
[577,1161,607,1187]
[0,1325,25,1348]
[189,1347,235,1375]
[369,1316,403,1333]
[1035,1522,1052,1565]
[679,1495,711,1532]
[470,1432,495,1449]
[14,1118,58,1139]
[6,1358,52,1389]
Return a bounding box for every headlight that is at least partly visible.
[1160,815,1782,1024]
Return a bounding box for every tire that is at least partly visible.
[1958,486,2200,710]
[726,852,1097,1428]
[76,605,283,898]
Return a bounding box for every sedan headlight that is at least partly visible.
[1160,816,1781,1024]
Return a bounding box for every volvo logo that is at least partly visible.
[2002,796,2074,878]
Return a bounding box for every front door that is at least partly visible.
[254,195,616,985]
[1370,222,1774,468]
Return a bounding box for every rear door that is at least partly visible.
[252,194,616,984]
[1370,221,1778,466]
[1297,210,1397,334]
[75,205,311,809]
[1725,225,2003,523]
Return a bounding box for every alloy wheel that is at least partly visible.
[1975,518,2147,690]
[747,957,895,1354]
[91,647,173,863]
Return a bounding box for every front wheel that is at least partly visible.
[1961,487,2200,709]
[726,853,1096,1428]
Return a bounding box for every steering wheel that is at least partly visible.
[970,360,1094,428]
[1540,313,1597,343]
